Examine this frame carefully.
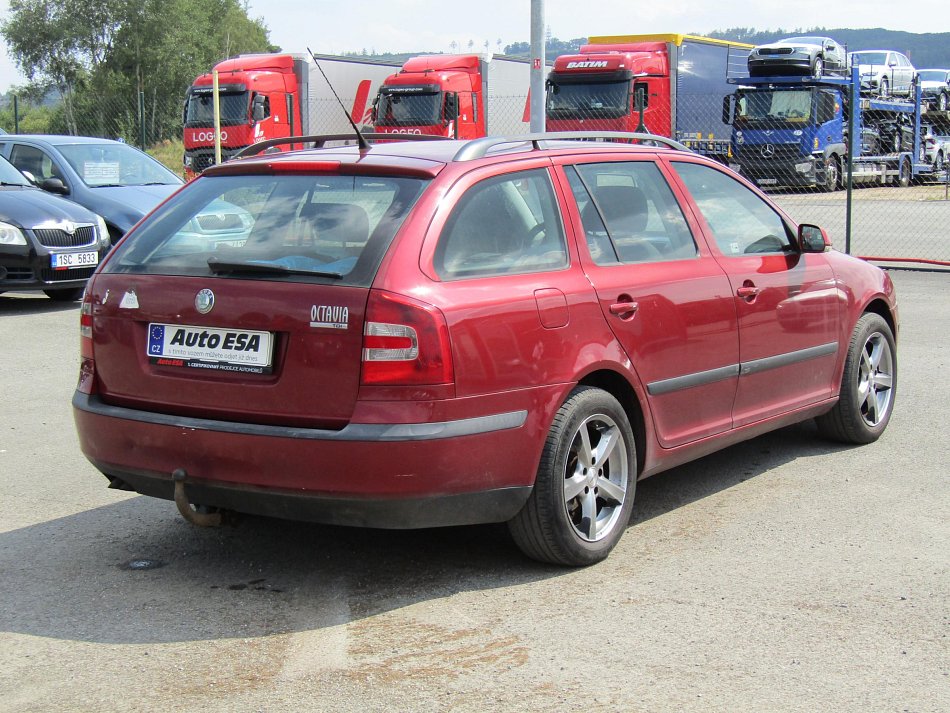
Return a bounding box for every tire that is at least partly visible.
[508,386,637,566]
[816,313,896,444]
[812,56,824,78]
[939,92,949,111]
[897,157,912,188]
[43,287,84,301]
[879,76,889,98]
[822,155,840,192]
[935,151,945,174]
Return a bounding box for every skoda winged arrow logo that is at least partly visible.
[195,288,215,314]
[761,144,776,159]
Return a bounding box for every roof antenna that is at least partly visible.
[307,47,370,151]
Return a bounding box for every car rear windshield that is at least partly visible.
[103,173,430,287]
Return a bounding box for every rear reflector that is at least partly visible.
[361,290,453,386]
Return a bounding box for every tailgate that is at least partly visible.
[89,274,367,428]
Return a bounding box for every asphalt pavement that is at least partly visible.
[0,270,947,712]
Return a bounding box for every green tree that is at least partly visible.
[1,0,274,143]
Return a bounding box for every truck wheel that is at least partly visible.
[812,56,824,78]
[816,313,896,444]
[934,151,945,174]
[898,157,912,188]
[822,155,840,192]
[508,386,636,566]
[878,77,889,98]
[940,92,949,111]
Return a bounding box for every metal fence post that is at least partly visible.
[138,91,146,150]
[845,71,856,256]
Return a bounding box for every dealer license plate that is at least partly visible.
[51,251,99,269]
[756,178,779,185]
[147,323,273,374]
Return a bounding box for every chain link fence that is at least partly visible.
[5,89,948,268]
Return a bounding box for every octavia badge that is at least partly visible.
[195,289,215,314]
[761,144,776,159]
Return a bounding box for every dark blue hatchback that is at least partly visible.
[0,155,109,300]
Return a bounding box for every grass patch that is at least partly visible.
[147,138,185,178]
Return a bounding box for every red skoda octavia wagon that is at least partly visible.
[73,133,898,566]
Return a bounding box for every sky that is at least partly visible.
[2,0,950,94]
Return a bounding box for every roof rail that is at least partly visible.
[452,131,691,162]
[233,133,449,159]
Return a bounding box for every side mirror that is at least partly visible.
[41,177,68,195]
[251,95,267,123]
[722,95,734,124]
[798,223,831,253]
[444,93,459,122]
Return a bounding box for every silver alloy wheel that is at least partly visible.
[562,413,630,542]
[813,56,824,78]
[858,331,894,427]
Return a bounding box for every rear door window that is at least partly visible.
[567,161,698,264]
[434,168,567,279]
[104,173,429,287]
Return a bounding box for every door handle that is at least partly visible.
[737,285,761,300]
[609,301,639,317]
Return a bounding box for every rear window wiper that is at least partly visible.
[207,257,343,278]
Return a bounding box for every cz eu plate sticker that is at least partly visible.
[147,323,273,374]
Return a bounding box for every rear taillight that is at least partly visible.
[78,292,96,394]
[361,289,454,386]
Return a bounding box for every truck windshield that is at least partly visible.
[376,91,442,126]
[547,80,629,119]
[185,91,249,126]
[736,90,813,124]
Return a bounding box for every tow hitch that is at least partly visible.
[172,469,222,527]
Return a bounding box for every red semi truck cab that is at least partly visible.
[372,54,486,139]
[547,35,752,161]
[183,54,302,179]
[547,42,669,134]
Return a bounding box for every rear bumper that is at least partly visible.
[73,390,554,528]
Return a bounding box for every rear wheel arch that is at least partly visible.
[576,368,647,476]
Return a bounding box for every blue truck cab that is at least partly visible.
[722,69,931,190]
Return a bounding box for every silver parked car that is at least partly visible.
[920,124,949,174]
[848,50,917,98]
[748,36,847,78]
[916,69,950,111]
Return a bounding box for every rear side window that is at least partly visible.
[434,168,567,279]
[104,173,429,287]
[567,161,697,264]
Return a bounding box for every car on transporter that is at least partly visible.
[747,36,848,78]
[916,68,950,111]
[0,154,109,301]
[72,131,899,566]
[848,50,917,98]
